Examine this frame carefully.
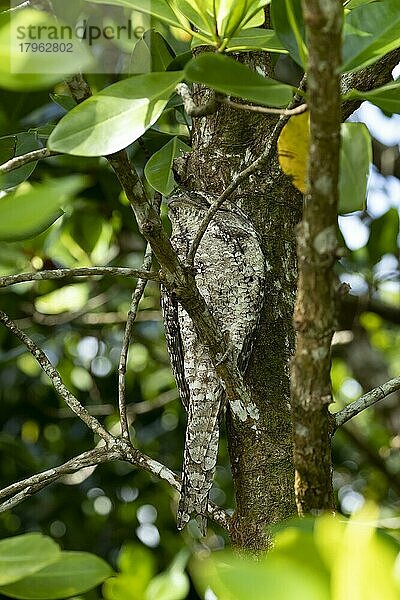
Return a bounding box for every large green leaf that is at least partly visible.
[0,132,41,191]
[270,0,307,67]
[0,10,93,91]
[342,0,400,73]
[346,81,400,115]
[368,208,400,264]
[226,28,288,53]
[339,122,372,214]
[48,72,183,156]
[145,137,191,196]
[184,53,294,107]
[0,175,88,242]
[0,552,112,599]
[0,534,60,586]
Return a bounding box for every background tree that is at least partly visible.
[0,0,399,596]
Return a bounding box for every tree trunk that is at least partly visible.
[181,52,302,550]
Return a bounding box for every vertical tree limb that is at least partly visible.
[291,0,343,514]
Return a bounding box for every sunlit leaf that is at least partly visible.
[278,117,371,213]
[0,552,112,599]
[0,176,88,242]
[48,72,183,156]
[277,110,309,193]
[0,534,60,586]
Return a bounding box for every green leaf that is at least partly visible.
[103,544,156,600]
[0,10,93,91]
[342,0,400,73]
[185,53,294,107]
[48,72,183,156]
[0,552,113,600]
[0,132,41,191]
[192,551,329,600]
[270,0,307,67]
[131,30,175,74]
[339,122,372,214]
[86,0,184,30]
[145,137,191,196]
[173,0,214,35]
[146,570,190,600]
[346,81,400,115]
[0,175,88,242]
[226,28,288,53]
[146,551,190,600]
[368,208,400,264]
[0,534,60,586]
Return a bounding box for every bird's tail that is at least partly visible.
[177,414,220,536]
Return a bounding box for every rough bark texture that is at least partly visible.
[291,0,343,514]
[178,49,302,549]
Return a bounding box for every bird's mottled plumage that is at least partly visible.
[162,191,265,534]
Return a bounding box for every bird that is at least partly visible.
[162,190,265,534]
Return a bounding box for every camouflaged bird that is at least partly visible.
[162,191,265,534]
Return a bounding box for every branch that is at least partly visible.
[118,245,153,439]
[0,310,114,444]
[186,80,307,266]
[0,149,59,175]
[0,267,160,288]
[221,98,308,116]
[334,377,400,430]
[119,441,231,531]
[176,83,222,117]
[291,0,343,515]
[0,448,119,512]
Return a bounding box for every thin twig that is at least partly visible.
[334,377,400,430]
[0,439,231,531]
[0,310,114,444]
[0,148,59,175]
[176,83,223,117]
[0,448,118,510]
[118,245,153,439]
[0,267,160,289]
[186,78,307,266]
[222,98,308,116]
